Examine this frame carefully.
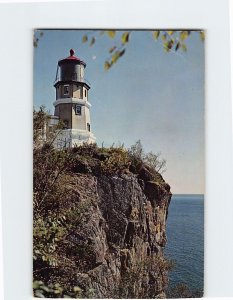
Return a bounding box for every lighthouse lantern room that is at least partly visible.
[53,49,96,148]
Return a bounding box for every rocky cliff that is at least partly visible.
[33,145,172,298]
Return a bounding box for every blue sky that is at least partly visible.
[34,30,204,194]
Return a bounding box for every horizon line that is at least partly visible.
[172,193,204,196]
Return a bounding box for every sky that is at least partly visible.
[34,30,204,194]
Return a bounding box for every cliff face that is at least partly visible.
[33,144,172,298]
[63,165,172,298]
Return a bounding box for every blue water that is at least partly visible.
[165,194,204,291]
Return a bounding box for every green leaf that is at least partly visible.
[104,61,111,71]
[109,46,117,53]
[163,39,174,52]
[175,42,180,51]
[40,285,50,292]
[121,32,130,44]
[161,33,167,41]
[180,31,189,41]
[153,31,160,40]
[119,49,126,57]
[181,44,187,51]
[163,42,170,52]
[90,37,95,46]
[35,290,45,298]
[167,31,174,35]
[200,31,205,41]
[111,51,121,64]
[107,31,116,38]
[167,40,174,50]
[82,35,88,43]
[33,281,41,289]
[73,286,82,292]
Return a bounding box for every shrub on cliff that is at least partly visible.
[99,146,131,175]
[33,106,65,148]
[128,140,166,174]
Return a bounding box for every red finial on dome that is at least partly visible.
[70,49,75,56]
[58,49,86,67]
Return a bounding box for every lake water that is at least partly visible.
[164,194,204,292]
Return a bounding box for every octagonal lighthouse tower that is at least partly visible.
[53,49,96,148]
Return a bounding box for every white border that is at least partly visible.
[230,0,233,137]
[0,0,233,299]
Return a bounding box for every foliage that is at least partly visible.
[81,30,205,70]
[33,107,169,298]
[33,107,96,297]
[128,139,166,174]
[33,29,204,70]
[144,151,167,173]
[33,280,95,298]
[100,146,131,175]
[33,106,65,148]
[33,145,74,213]
[70,141,166,177]
[33,106,48,144]
[33,30,44,48]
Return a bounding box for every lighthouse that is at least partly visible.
[53,49,96,148]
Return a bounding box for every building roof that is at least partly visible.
[58,49,86,67]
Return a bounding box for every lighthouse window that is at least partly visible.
[87,123,91,132]
[84,89,87,97]
[63,85,69,96]
[75,105,82,115]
